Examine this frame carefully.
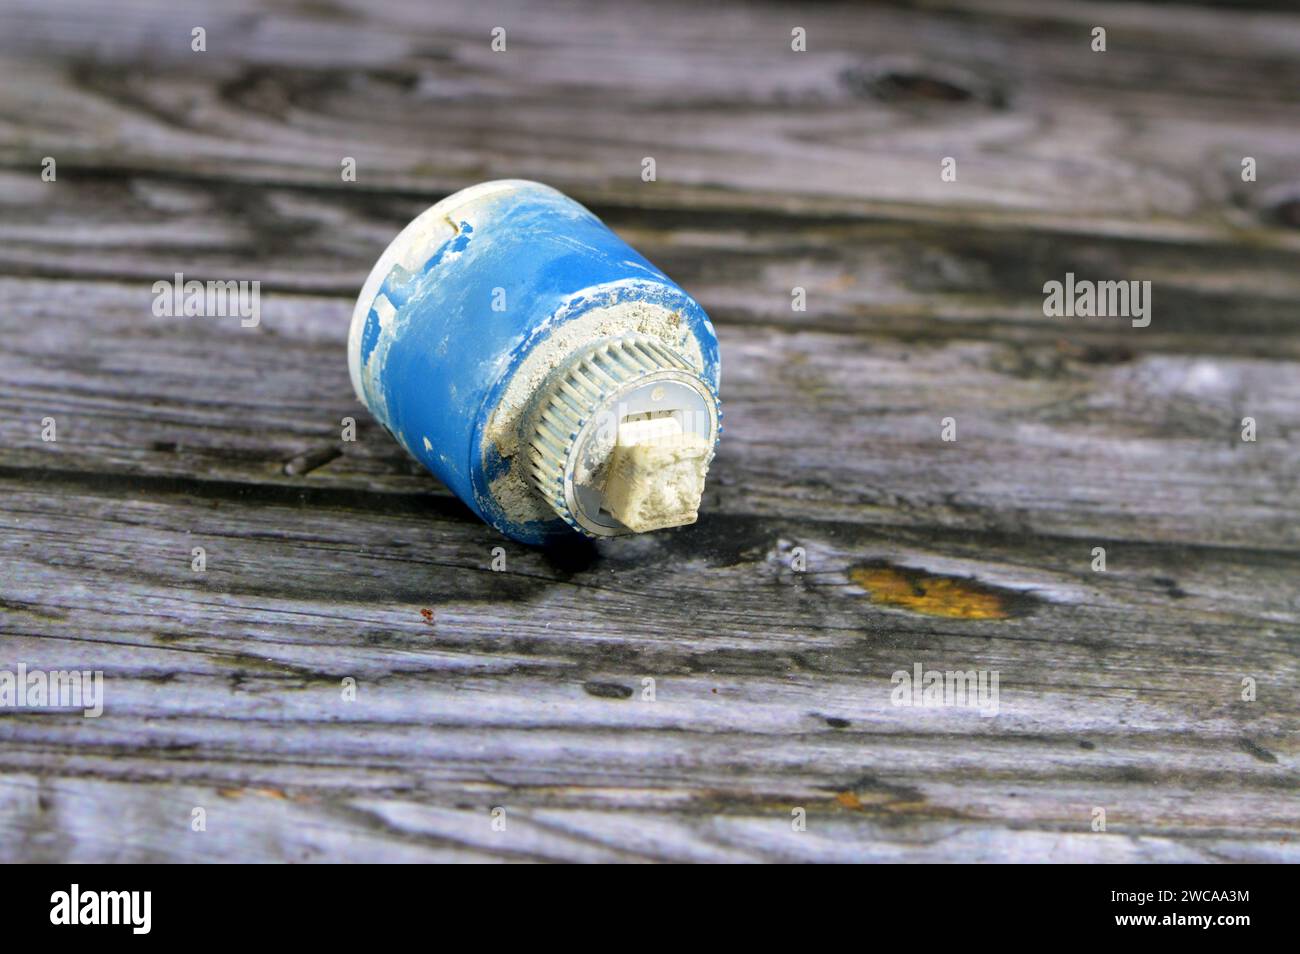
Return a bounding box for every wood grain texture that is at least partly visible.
[0,0,1297,863]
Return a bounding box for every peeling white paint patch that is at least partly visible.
[374,293,397,331]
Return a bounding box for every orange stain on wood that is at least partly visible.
[835,791,863,809]
[849,564,1011,620]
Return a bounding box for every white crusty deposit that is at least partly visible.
[484,284,706,526]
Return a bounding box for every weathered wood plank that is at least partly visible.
[1,0,1300,236]
[4,775,1288,863]
[2,276,1295,550]
[1,475,1296,862]
[2,171,1299,359]
[1,0,1298,863]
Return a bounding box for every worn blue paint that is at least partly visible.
[354,181,720,545]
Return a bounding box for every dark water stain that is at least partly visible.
[1066,341,1135,365]
[1152,576,1188,599]
[840,61,1005,109]
[583,680,633,700]
[1270,196,1300,229]
[1238,737,1279,764]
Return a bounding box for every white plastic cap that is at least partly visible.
[602,416,712,531]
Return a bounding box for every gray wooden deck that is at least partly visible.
[0,0,1296,862]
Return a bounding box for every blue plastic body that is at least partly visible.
[352,182,720,545]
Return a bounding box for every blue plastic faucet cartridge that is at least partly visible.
[348,180,722,546]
